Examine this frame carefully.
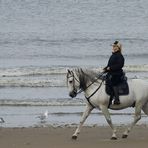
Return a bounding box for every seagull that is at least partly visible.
[37,110,48,123]
[0,117,5,123]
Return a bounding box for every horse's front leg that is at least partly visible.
[72,104,93,140]
[100,105,117,140]
[122,102,142,138]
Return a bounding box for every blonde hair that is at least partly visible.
[117,43,122,52]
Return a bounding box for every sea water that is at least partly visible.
[0,0,148,127]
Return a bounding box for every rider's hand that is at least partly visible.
[106,67,110,71]
[103,67,110,73]
[103,67,107,73]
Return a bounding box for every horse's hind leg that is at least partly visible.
[72,104,93,140]
[122,102,142,138]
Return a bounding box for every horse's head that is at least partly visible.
[67,68,102,98]
[66,69,81,98]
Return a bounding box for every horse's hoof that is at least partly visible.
[72,135,77,140]
[122,134,128,139]
[111,137,117,140]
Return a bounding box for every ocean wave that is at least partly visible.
[0,99,85,106]
[0,65,148,87]
[124,65,148,72]
[0,76,147,87]
[1,33,148,45]
[0,77,65,87]
[124,53,148,58]
[52,53,148,60]
[0,99,146,116]
[0,65,148,77]
[1,99,145,117]
[0,67,66,77]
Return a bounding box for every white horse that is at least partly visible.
[66,68,148,140]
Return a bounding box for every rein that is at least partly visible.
[77,72,104,93]
[72,71,105,108]
[85,80,103,108]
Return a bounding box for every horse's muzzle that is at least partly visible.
[69,91,77,98]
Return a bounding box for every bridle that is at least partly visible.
[67,71,81,94]
[67,71,105,108]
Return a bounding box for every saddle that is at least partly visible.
[105,74,129,96]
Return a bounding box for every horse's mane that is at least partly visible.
[74,68,103,90]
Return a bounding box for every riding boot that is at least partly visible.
[113,86,120,105]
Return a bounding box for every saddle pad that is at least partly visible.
[106,81,129,96]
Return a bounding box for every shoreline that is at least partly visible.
[0,125,148,148]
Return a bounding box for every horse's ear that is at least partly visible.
[67,69,71,74]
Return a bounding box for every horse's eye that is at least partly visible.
[69,80,73,84]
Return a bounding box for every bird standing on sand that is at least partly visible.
[37,110,48,123]
[0,117,5,123]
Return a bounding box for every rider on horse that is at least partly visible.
[103,41,125,105]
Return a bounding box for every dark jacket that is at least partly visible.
[105,51,124,76]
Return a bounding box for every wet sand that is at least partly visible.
[0,125,148,148]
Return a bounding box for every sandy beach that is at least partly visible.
[0,125,148,148]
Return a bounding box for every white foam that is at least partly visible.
[0,77,65,87]
[0,65,147,87]
[0,67,66,77]
[0,98,85,106]
[0,65,148,77]
[124,65,148,72]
